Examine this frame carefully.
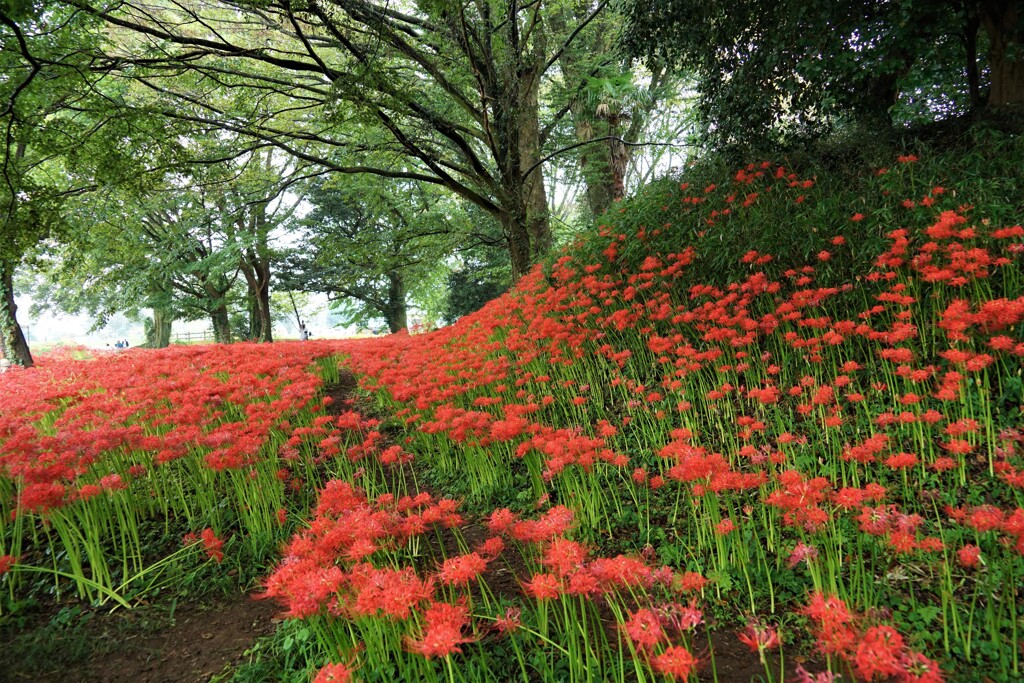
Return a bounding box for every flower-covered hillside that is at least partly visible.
[3,138,1024,683]
[301,146,1024,682]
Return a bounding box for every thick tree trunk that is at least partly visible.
[202,279,233,344]
[574,117,614,218]
[242,267,273,342]
[965,7,984,110]
[581,114,630,218]
[519,69,551,260]
[151,307,173,348]
[503,213,533,279]
[0,260,33,368]
[246,297,259,340]
[385,271,408,333]
[240,246,273,342]
[608,134,629,204]
[254,263,272,342]
[211,304,232,344]
[983,1,1024,106]
[499,66,551,280]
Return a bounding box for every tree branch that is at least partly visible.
[523,136,689,181]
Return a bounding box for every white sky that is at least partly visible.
[15,292,346,347]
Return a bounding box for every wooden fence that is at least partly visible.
[172,329,214,343]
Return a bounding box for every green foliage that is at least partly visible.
[214,620,324,683]
[282,175,481,332]
[620,1,1018,153]
[443,268,510,324]
[443,211,511,324]
[29,144,305,343]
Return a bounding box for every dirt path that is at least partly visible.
[1,591,279,683]
[83,592,279,683]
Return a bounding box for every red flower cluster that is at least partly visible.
[803,592,943,682]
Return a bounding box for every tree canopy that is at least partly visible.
[6,0,1019,368]
[56,0,677,275]
[621,0,1024,150]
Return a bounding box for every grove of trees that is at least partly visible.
[2,0,1021,366]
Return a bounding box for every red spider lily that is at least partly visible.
[263,559,346,618]
[662,601,703,632]
[200,528,225,563]
[486,508,517,535]
[437,552,488,587]
[350,565,435,619]
[652,645,698,680]
[765,470,831,531]
[737,623,781,661]
[523,573,563,600]
[787,542,819,568]
[477,536,505,561]
[676,571,708,592]
[793,665,840,683]
[899,651,945,682]
[313,661,355,683]
[854,625,906,680]
[405,601,474,658]
[494,606,521,634]
[802,592,857,657]
[509,506,575,543]
[714,519,736,535]
[541,537,588,577]
[620,608,665,651]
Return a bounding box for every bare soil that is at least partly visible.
[0,592,278,683]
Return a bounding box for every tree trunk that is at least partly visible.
[211,304,232,344]
[491,10,551,281]
[242,275,272,342]
[0,261,33,367]
[246,295,259,340]
[608,131,629,204]
[982,1,1024,107]
[519,67,551,261]
[385,271,408,333]
[0,260,33,368]
[252,258,273,342]
[593,114,630,216]
[239,238,273,342]
[503,213,533,279]
[575,116,614,218]
[151,306,173,348]
[965,6,985,110]
[202,278,233,344]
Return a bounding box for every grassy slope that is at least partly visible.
[321,127,1024,681]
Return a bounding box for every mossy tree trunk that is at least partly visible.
[0,260,33,367]
[151,306,173,348]
[384,271,408,333]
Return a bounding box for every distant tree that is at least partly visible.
[442,210,511,324]
[32,143,310,345]
[621,0,1024,151]
[280,176,492,333]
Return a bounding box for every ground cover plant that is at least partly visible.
[2,133,1023,682]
